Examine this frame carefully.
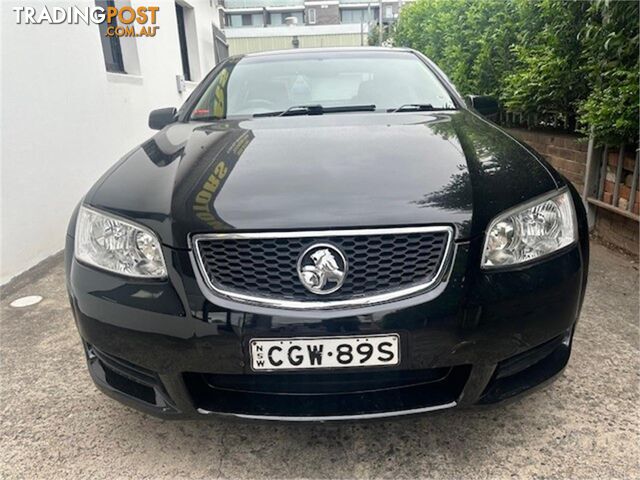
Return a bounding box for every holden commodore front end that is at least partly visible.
[65,48,588,421]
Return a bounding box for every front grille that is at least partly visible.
[192,368,451,395]
[193,227,452,307]
[184,366,470,418]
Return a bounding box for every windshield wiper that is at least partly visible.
[388,104,454,113]
[254,104,376,118]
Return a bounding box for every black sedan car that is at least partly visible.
[65,48,588,421]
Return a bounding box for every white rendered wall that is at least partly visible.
[1,0,220,284]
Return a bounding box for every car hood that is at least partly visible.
[87,110,559,249]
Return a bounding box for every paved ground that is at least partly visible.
[1,242,638,479]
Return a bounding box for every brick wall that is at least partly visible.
[594,209,639,255]
[601,151,639,214]
[506,129,588,191]
[507,128,638,257]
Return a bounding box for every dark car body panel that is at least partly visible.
[66,48,589,420]
[66,221,586,418]
[87,110,557,248]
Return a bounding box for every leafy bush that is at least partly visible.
[368,24,395,47]
[577,0,639,144]
[393,0,639,145]
[501,0,588,130]
[394,0,519,96]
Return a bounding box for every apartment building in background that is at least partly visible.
[218,0,414,54]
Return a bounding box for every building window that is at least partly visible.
[307,8,316,24]
[175,3,191,81]
[228,14,242,27]
[384,5,393,19]
[285,12,303,25]
[269,12,301,26]
[270,13,282,26]
[96,0,125,73]
[227,11,264,27]
[340,8,370,24]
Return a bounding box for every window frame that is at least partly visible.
[175,3,192,81]
[307,8,316,24]
[227,14,242,27]
[340,8,369,24]
[96,0,125,73]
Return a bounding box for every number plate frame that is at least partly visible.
[249,334,401,372]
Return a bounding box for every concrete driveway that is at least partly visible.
[1,242,638,479]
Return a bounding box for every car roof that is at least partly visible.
[241,47,416,59]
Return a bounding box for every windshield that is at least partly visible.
[189,51,457,119]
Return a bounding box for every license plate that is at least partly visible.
[249,334,400,371]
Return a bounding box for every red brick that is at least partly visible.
[595,209,640,256]
[618,184,634,201]
[604,180,614,194]
[564,171,583,186]
[608,151,637,172]
[530,143,549,155]
[547,145,587,163]
[565,138,589,153]
[546,155,564,169]
[545,133,584,151]
[564,160,586,176]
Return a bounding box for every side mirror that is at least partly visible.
[466,95,499,121]
[148,107,177,130]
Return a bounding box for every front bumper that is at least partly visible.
[65,233,587,421]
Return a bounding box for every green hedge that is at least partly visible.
[393,0,639,145]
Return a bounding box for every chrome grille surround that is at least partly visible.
[191,226,455,310]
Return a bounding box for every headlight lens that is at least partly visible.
[481,190,576,268]
[75,206,167,278]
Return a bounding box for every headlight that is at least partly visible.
[481,190,577,268]
[75,206,167,278]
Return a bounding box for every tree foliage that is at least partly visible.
[368,23,395,47]
[393,0,519,95]
[501,0,588,129]
[393,0,639,144]
[577,0,639,144]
